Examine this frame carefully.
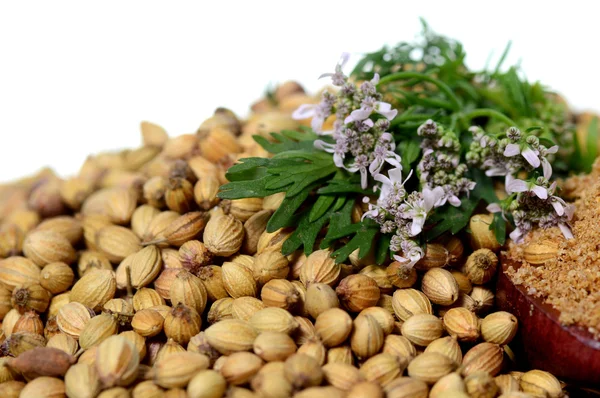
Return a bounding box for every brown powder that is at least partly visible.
[506,158,600,338]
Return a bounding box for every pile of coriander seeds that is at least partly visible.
[0,82,565,398]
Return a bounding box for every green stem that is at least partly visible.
[462,108,517,127]
[378,71,461,111]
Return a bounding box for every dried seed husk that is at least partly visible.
[465,371,498,398]
[97,387,129,398]
[221,261,257,298]
[430,372,466,398]
[0,224,24,260]
[199,127,241,162]
[469,214,501,252]
[250,364,292,398]
[127,246,162,289]
[253,251,289,285]
[13,310,44,335]
[296,339,326,365]
[242,209,272,255]
[323,363,364,390]
[360,352,406,387]
[158,211,208,247]
[290,280,308,316]
[131,380,163,398]
[119,331,146,361]
[142,211,180,245]
[384,376,430,398]
[253,331,297,362]
[461,342,504,377]
[359,306,395,336]
[95,335,140,388]
[20,376,65,398]
[392,288,433,321]
[5,209,40,236]
[81,214,112,251]
[159,248,181,270]
[60,177,94,211]
[70,269,116,311]
[336,274,380,313]
[305,283,339,319]
[132,288,164,311]
[326,345,353,365]
[293,316,317,346]
[0,357,18,383]
[385,261,418,289]
[207,297,234,324]
[187,369,227,398]
[481,311,518,345]
[451,271,472,295]
[11,283,51,313]
[152,351,210,388]
[220,351,263,385]
[260,278,300,311]
[231,297,265,321]
[178,240,212,275]
[401,313,444,347]
[204,319,258,355]
[284,353,323,390]
[443,307,480,342]
[28,180,66,218]
[523,239,560,266]
[495,374,521,394]
[48,293,70,318]
[96,225,141,263]
[229,198,263,222]
[169,269,208,314]
[153,338,186,365]
[520,369,563,398]
[358,265,394,294]
[141,121,168,147]
[23,230,76,266]
[3,308,21,337]
[0,380,25,398]
[142,176,168,209]
[314,308,352,347]
[164,303,202,345]
[469,287,495,315]
[463,249,498,285]
[347,381,384,398]
[77,250,112,277]
[46,332,78,356]
[203,214,244,256]
[131,309,164,337]
[0,256,41,292]
[294,386,345,398]
[350,315,384,359]
[36,216,83,246]
[421,268,459,306]
[408,352,456,384]
[383,334,417,361]
[153,268,179,300]
[164,177,195,214]
[230,253,255,270]
[194,175,221,211]
[64,362,101,398]
[40,262,74,294]
[7,345,75,379]
[187,332,219,366]
[57,302,95,340]
[415,243,449,270]
[425,336,463,365]
[299,249,340,288]
[6,332,46,356]
[250,307,298,334]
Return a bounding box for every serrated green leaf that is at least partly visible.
[267,187,314,232]
[309,195,336,223]
[330,220,379,263]
[584,116,598,170]
[398,139,421,172]
[375,235,391,265]
[424,199,479,241]
[254,131,317,154]
[492,212,506,245]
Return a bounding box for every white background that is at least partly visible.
[1,1,598,183]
